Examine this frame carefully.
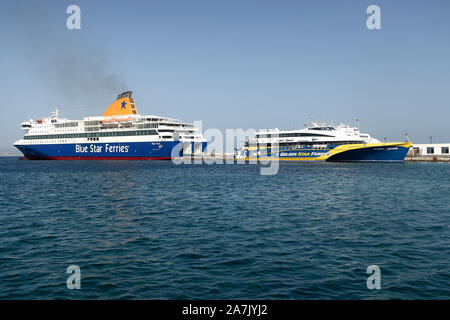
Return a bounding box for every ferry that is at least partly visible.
[243,121,412,162]
[14,91,207,160]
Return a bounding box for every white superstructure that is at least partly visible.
[248,121,381,147]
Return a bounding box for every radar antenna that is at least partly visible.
[51,108,59,119]
[404,132,411,142]
[308,115,317,127]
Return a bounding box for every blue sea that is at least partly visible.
[0,157,448,299]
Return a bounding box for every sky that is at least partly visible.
[0,0,449,153]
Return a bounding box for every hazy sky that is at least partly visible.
[1,0,449,152]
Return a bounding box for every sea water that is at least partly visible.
[0,157,448,299]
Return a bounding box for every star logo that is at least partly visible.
[121,100,127,109]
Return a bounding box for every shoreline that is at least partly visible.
[405,156,450,162]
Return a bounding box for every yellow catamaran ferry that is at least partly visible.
[244,121,412,162]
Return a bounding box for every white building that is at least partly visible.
[410,143,450,156]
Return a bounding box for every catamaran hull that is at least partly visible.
[326,144,411,162]
[245,142,412,162]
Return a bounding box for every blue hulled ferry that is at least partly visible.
[243,121,412,162]
[14,91,207,160]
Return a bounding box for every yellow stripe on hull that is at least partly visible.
[245,142,412,162]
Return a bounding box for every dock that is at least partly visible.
[405,156,450,162]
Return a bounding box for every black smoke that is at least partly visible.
[11,1,127,108]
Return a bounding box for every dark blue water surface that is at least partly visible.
[0,157,448,299]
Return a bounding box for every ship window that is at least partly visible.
[441,147,449,154]
[427,147,434,154]
[25,129,161,140]
[260,132,334,138]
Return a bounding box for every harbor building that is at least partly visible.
[409,143,450,157]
